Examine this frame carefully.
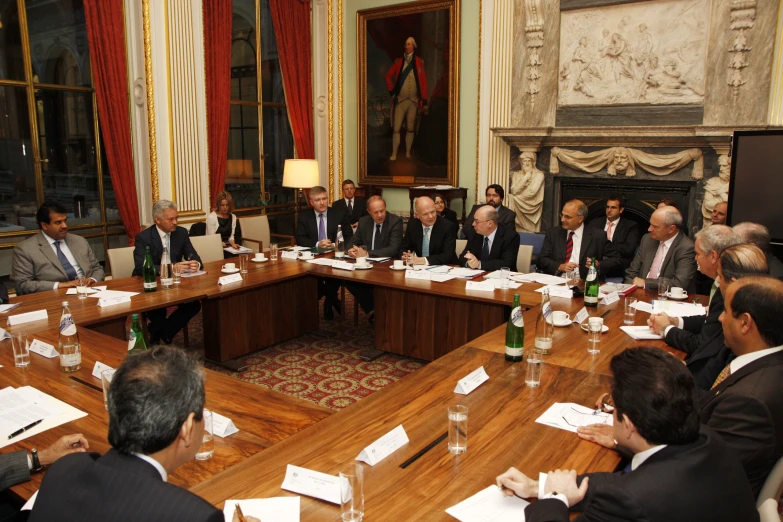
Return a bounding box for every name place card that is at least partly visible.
[573,307,589,324]
[466,280,495,292]
[281,465,340,504]
[454,366,490,395]
[356,424,409,466]
[7,309,48,326]
[97,296,132,308]
[405,270,430,281]
[29,339,58,358]
[281,251,300,260]
[212,411,239,437]
[91,361,115,379]
[218,273,244,285]
[331,261,355,271]
[602,291,620,306]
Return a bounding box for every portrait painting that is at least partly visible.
[558,0,708,107]
[357,0,460,187]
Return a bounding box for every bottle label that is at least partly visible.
[505,346,523,357]
[587,272,597,282]
[128,331,136,352]
[60,353,81,366]
[60,316,77,336]
[511,306,524,327]
[160,278,173,286]
[144,281,157,289]
[542,302,552,319]
[585,295,598,304]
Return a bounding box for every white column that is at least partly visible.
[312,0,331,197]
[476,0,494,200]
[769,0,783,124]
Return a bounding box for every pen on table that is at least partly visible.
[8,419,43,440]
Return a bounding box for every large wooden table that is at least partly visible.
[2,328,333,500]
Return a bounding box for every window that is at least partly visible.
[0,0,126,288]
[228,0,295,235]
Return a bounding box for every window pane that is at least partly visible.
[99,128,119,222]
[0,86,37,231]
[0,0,26,81]
[26,0,92,87]
[38,89,101,225]
[263,106,294,206]
[232,0,257,102]
[260,0,284,104]
[227,104,262,209]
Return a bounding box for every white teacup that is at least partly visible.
[551,311,571,325]
[300,251,314,260]
[222,263,236,271]
[255,252,266,260]
[356,256,369,267]
[393,260,404,269]
[670,287,687,298]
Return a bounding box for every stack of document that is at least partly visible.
[513,273,568,285]
[285,246,310,252]
[446,485,528,521]
[367,256,391,262]
[535,285,573,298]
[619,325,663,340]
[88,289,139,300]
[0,386,87,448]
[306,258,336,266]
[449,267,485,278]
[535,402,613,433]
[484,270,522,279]
[224,245,253,254]
[632,300,705,317]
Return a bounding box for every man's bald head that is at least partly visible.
[415,196,437,227]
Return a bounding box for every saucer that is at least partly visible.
[580,323,609,333]
[251,258,268,263]
[547,318,571,327]
[221,268,240,274]
[389,266,408,271]
[354,264,373,270]
[665,292,688,300]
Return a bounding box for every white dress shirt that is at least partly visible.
[664,278,718,336]
[44,233,86,290]
[647,232,679,280]
[567,224,585,264]
[730,345,783,374]
[133,453,168,482]
[156,226,200,269]
[604,217,620,241]
[631,444,668,471]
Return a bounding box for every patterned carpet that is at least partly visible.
[171,293,427,410]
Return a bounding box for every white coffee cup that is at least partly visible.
[670,287,687,297]
[551,311,571,325]
[300,251,314,260]
[255,253,266,260]
[393,260,404,269]
[356,256,368,267]
[223,263,236,271]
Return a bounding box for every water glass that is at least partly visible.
[101,369,115,410]
[172,263,182,284]
[658,277,671,300]
[587,317,603,354]
[270,243,279,261]
[500,267,510,290]
[564,270,574,288]
[239,253,249,275]
[340,463,365,522]
[570,268,581,287]
[448,404,468,454]
[624,297,637,325]
[526,352,542,387]
[12,332,30,368]
[405,251,414,269]
[195,409,214,460]
[75,277,90,299]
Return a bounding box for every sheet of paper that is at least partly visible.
[600,283,636,295]
[224,245,253,254]
[7,309,48,326]
[367,256,391,262]
[98,296,132,308]
[65,285,107,295]
[513,273,568,285]
[602,291,620,306]
[281,251,300,260]
[445,485,529,522]
[466,280,495,292]
[487,279,522,290]
[306,258,336,266]
[450,267,485,278]
[280,465,340,504]
[218,273,244,285]
[0,387,60,440]
[356,424,409,466]
[535,285,573,299]
[180,270,206,278]
[619,325,663,340]
[535,402,613,434]
[454,366,490,395]
[286,246,310,252]
[212,411,239,437]
[573,307,589,324]
[651,300,706,317]
[0,387,89,449]
[223,497,300,522]
[0,303,21,313]
[28,339,58,358]
[332,261,355,271]
[405,270,431,281]
[426,265,452,274]
[484,270,522,279]
[430,273,457,283]
[88,290,139,299]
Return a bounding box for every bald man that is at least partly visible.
[458,205,519,271]
[401,196,457,266]
[710,202,728,226]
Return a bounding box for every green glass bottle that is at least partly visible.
[505,294,524,362]
[584,257,600,307]
[143,245,157,292]
[127,314,148,354]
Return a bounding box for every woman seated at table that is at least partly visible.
[433,194,458,226]
[207,191,243,258]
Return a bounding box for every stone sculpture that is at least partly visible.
[509,151,546,233]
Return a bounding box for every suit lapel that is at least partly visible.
[150,227,164,259]
[64,234,88,276]
[38,232,68,278]
[579,227,593,267]
[702,350,783,405]
[659,233,681,273]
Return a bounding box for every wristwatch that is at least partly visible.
[30,448,43,472]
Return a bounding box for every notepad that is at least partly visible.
[535,402,613,434]
[446,485,529,522]
[223,497,300,522]
[620,325,663,340]
[0,386,87,448]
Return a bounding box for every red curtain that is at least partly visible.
[83,0,141,244]
[269,0,314,160]
[202,0,233,207]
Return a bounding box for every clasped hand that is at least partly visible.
[463,251,480,269]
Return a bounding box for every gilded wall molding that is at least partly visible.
[337,0,344,194]
[328,0,334,203]
[142,0,159,202]
[475,0,482,198]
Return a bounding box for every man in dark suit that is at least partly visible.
[29,346,222,522]
[401,196,457,266]
[647,225,742,390]
[0,434,88,494]
[295,186,343,320]
[345,196,403,320]
[537,199,622,280]
[497,347,759,522]
[458,205,519,272]
[734,222,783,280]
[461,184,516,240]
[331,179,367,242]
[587,195,641,277]
[133,200,202,345]
[624,206,696,291]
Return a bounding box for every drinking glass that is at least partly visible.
[588,317,603,354]
[340,463,365,522]
[405,251,414,269]
[500,267,510,290]
[101,369,115,410]
[658,277,671,301]
[12,332,30,368]
[526,352,542,387]
[75,277,90,299]
[270,243,279,261]
[172,263,182,284]
[564,270,574,288]
[448,404,468,454]
[570,268,581,287]
[195,409,214,460]
[624,297,637,325]
[239,253,249,275]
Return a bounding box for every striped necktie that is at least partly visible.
[564,231,574,263]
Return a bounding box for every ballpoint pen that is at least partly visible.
[8,419,43,440]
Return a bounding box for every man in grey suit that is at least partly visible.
[1,434,88,497]
[11,202,105,295]
[624,206,696,292]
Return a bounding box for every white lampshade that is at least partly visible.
[282,159,320,189]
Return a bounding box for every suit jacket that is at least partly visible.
[332,197,367,227]
[461,204,516,240]
[440,208,458,227]
[587,217,641,274]
[537,225,623,281]
[665,285,731,390]
[525,427,759,522]
[11,231,105,295]
[295,207,344,248]
[29,449,222,522]
[401,217,457,265]
[624,232,697,292]
[0,450,30,491]
[458,224,519,272]
[0,282,9,304]
[699,349,783,497]
[132,226,203,277]
[768,253,783,281]
[345,212,403,258]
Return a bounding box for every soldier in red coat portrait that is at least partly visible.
[385,36,428,161]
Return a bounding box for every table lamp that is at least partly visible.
[283,159,320,225]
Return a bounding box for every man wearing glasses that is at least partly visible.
[587,195,641,277]
[458,205,519,271]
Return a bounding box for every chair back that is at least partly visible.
[189,222,206,237]
[516,245,534,273]
[189,234,224,264]
[757,455,783,522]
[107,247,136,279]
[456,239,467,257]
[518,232,546,256]
[240,215,271,252]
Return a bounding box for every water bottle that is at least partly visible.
[160,246,173,288]
[336,225,345,258]
[505,294,524,362]
[59,301,81,372]
[143,246,157,292]
[128,314,148,354]
[534,288,554,354]
[585,258,600,307]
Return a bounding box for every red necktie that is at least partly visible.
[564,231,574,263]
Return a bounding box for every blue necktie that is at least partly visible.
[55,241,78,281]
[422,227,431,257]
[318,213,326,241]
[482,237,490,261]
